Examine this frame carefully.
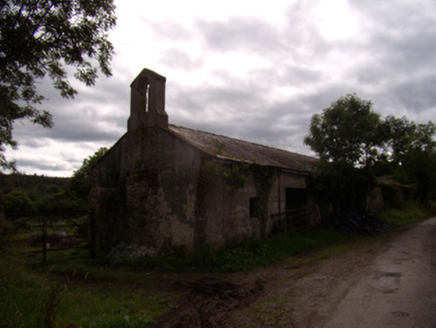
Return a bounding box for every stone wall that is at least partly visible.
[88,187,123,257]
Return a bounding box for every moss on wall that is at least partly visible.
[202,160,250,191]
[251,165,276,238]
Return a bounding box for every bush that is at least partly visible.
[378,200,434,228]
[4,190,37,213]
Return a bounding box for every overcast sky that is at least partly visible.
[5,0,436,177]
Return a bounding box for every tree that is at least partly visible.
[384,117,436,201]
[4,190,37,212]
[384,116,435,165]
[304,94,385,167]
[304,94,387,211]
[305,94,436,210]
[0,0,116,170]
[68,147,108,201]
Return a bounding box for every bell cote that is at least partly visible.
[128,68,168,131]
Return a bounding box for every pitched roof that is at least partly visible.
[168,124,317,173]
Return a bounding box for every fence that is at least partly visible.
[5,212,88,261]
[270,205,315,233]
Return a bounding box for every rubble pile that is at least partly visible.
[323,211,389,235]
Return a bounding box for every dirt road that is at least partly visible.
[227,217,436,327]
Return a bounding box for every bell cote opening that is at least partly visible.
[128,68,168,131]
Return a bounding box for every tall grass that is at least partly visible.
[0,245,53,327]
[0,244,172,327]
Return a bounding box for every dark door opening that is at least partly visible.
[286,188,306,210]
[285,188,308,230]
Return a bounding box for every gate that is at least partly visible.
[270,205,314,233]
[5,212,88,261]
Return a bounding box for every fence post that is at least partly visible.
[42,215,47,262]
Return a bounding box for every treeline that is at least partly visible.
[1,173,84,213]
[1,148,108,214]
[0,172,69,196]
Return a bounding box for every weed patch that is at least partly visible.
[379,201,435,228]
[112,229,352,273]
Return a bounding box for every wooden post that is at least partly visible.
[42,215,47,262]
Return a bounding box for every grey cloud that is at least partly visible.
[167,72,317,156]
[15,158,72,172]
[351,1,432,33]
[196,17,285,54]
[388,75,436,114]
[147,19,193,41]
[283,3,332,59]
[14,72,130,147]
[13,114,124,145]
[48,123,123,143]
[354,62,391,86]
[280,65,324,85]
[350,1,436,75]
[160,48,204,70]
[369,30,436,76]
[20,137,49,149]
[169,73,269,115]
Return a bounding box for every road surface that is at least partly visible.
[323,217,436,327]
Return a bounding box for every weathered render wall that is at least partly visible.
[194,166,259,248]
[190,165,320,249]
[90,126,206,256]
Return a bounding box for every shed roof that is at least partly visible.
[168,124,317,173]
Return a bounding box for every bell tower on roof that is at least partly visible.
[128,68,168,131]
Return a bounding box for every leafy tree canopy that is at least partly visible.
[383,116,436,201]
[0,0,116,170]
[68,147,108,200]
[384,115,435,164]
[304,94,385,167]
[4,190,37,212]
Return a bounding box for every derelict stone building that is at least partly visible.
[89,68,320,257]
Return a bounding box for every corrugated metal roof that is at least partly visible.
[168,124,317,173]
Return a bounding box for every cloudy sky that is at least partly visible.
[5,0,436,177]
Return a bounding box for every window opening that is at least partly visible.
[145,83,150,112]
[249,197,259,218]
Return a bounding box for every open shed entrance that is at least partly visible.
[286,188,307,211]
[284,188,308,230]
